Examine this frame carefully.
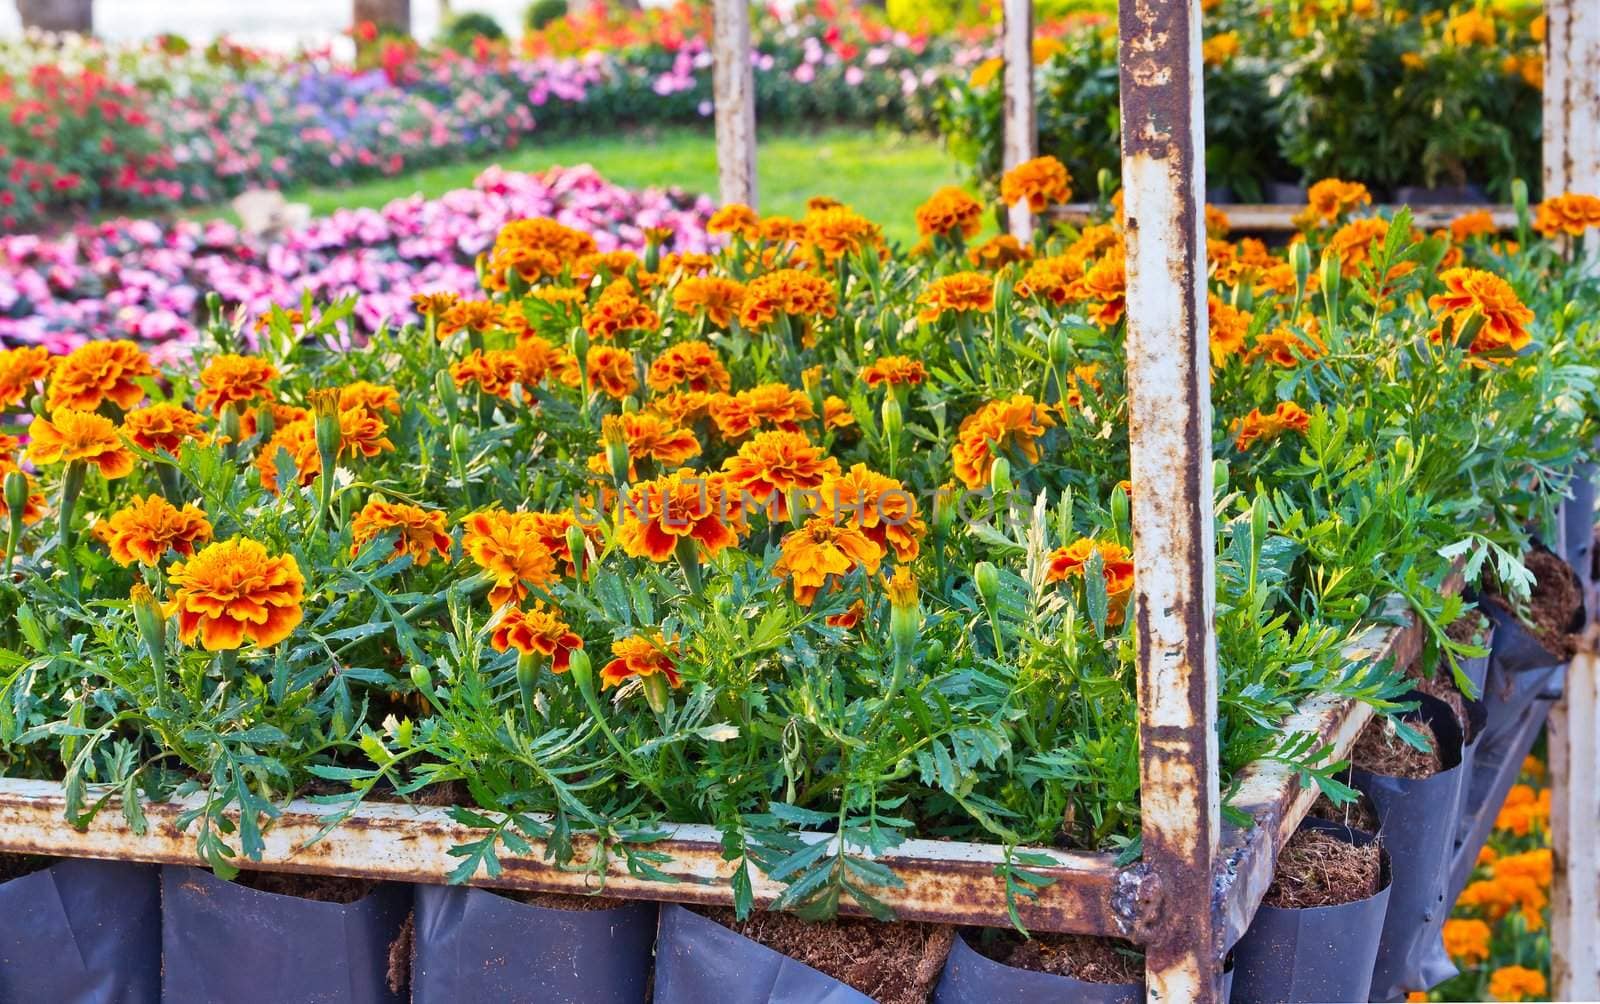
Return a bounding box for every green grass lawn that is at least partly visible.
[214,126,965,247]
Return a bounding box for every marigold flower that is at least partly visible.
[166,538,305,651]
[1429,267,1534,358]
[573,250,640,283]
[614,468,746,562]
[775,516,885,605]
[516,335,582,388]
[649,390,715,427]
[1494,848,1552,889]
[1533,192,1600,238]
[600,632,682,689]
[918,271,996,322]
[1305,178,1373,223]
[27,409,134,478]
[0,459,46,525]
[606,412,702,470]
[708,384,815,439]
[339,381,401,417]
[1446,9,1495,46]
[915,186,984,240]
[1047,537,1135,625]
[586,346,640,400]
[523,510,599,578]
[462,509,561,607]
[1522,754,1545,779]
[1074,249,1127,327]
[758,215,803,244]
[350,500,451,567]
[1015,255,1081,305]
[823,396,855,430]
[968,234,1031,269]
[860,355,928,389]
[1206,205,1232,237]
[46,340,154,414]
[1495,782,1549,836]
[255,420,320,490]
[584,283,660,340]
[1441,918,1492,965]
[722,430,840,521]
[707,204,761,240]
[1451,210,1499,242]
[0,346,54,409]
[1201,31,1240,66]
[196,354,277,416]
[122,403,207,454]
[411,291,460,317]
[820,464,925,561]
[951,395,1055,490]
[968,56,1002,88]
[803,207,884,263]
[1232,401,1311,451]
[99,495,212,566]
[659,252,718,276]
[1248,323,1324,369]
[738,270,837,330]
[649,341,732,394]
[1063,363,1102,409]
[483,218,597,290]
[1209,295,1252,367]
[492,603,583,672]
[1328,217,1394,277]
[825,599,865,629]
[1488,965,1546,1002]
[1001,155,1072,212]
[452,349,526,399]
[672,276,747,329]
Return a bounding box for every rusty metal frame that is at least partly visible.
[1049,202,1519,233]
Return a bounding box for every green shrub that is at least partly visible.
[523,0,568,33]
[439,11,505,51]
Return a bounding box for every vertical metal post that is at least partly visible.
[1545,7,1600,999]
[712,0,758,208]
[1118,1,1220,1001]
[1001,0,1036,241]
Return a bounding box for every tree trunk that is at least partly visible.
[16,0,93,34]
[353,0,411,35]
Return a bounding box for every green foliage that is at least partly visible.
[440,11,507,51]
[523,0,569,33]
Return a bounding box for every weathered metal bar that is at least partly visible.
[0,777,1140,936]
[1001,0,1036,241]
[1047,203,1519,233]
[1117,1,1221,1001]
[712,0,758,208]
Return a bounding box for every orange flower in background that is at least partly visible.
[1446,8,1496,46]
[166,538,305,651]
[860,355,927,389]
[523,510,599,578]
[1451,210,1499,242]
[1206,205,1232,238]
[952,395,1055,490]
[708,384,814,439]
[1248,322,1325,369]
[1494,848,1552,889]
[608,412,702,469]
[707,204,761,240]
[803,206,885,263]
[0,346,54,409]
[586,346,639,400]
[583,282,660,340]
[195,354,277,416]
[410,291,460,318]
[1047,537,1135,625]
[515,335,581,388]
[1533,192,1600,237]
[1488,965,1546,1002]
[722,429,841,521]
[26,409,134,478]
[825,599,865,630]
[774,516,885,605]
[438,300,501,340]
[335,404,396,460]
[1305,178,1373,223]
[1014,254,1081,306]
[968,56,1002,89]
[615,468,746,562]
[659,251,718,277]
[1001,155,1072,212]
[483,217,597,290]
[649,390,714,427]
[256,419,319,490]
[0,459,44,525]
[758,215,802,244]
[1327,217,1394,278]
[648,340,732,394]
[99,495,212,566]
[122,403,207,454]
[915,186,984,240]
[339,381,401,417]
[1209,295,1251,367]
[350,500,452,567]
[738,269,837,330]
[1522,755,1544,779]
[1429,267,1534,358]
[600,632,682,689]
[1063,363,1102,409]
[492,603,584,672]
[1441,918,1492,965]
[968,234,1031,269]
[672,276,747,329]
[821,464,925,561]
[573,250,639,283]
[462,508,560,608]
[1495,783,1550,836]
[46,340,154,413]
[918,271,996,322]
[1202,30,1240,66]
[1232,401,1311,451]
[1075,249,1127,327]
[823,396,854,430]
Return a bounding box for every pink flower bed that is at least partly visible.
[0,165,715,363]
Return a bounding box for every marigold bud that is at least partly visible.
[409,663,433,693]
[881,394,903,442]
[989,456,1013,496]
[565,523,587,578]
[602,415,631,484]
[3,470,28,517]
[130,583,167,671]
[640,671,671,715]
[974,560,1000,609]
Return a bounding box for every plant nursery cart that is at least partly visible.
[2,2,1599,1003]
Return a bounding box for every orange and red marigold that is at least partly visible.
[461,508,562,608]
[600,632,682,689]
[1000,155,1072,212]
[951,395,1055,490]
[914,186,984,240]
[586,346,640,400]
[0,346,54,409]
[1533,192,1600,238]
[1047,538,1135,626]
[648,340,731,394]
[26,409,135,479]
[492,603,584,672]
[918,271,996,323]
[166,538,306,651]
[122,403,207,454]
[1233,401,1312,451]
[46,340,154,414]
[98,495,212,566]
[738,269,837,330]
[350,499,452,567]
[1429,267,1534,358]
[721,429,841,521]
[672,276,747,330]
[614,468,747,562]
[196,353,278,416]
[775,516,885,605]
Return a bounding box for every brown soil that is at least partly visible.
[1444,609,1490,648]
[1308,792,1379,834]
[494,888,628,912]
[702,908,954,1004]
[1263,828,1381,909]
[386,910,413,995]
[1411,672,1471,740]
[0,852,51,885]
[232,869,377,904]
[1351,717,1442,779]
[1486,547,1584,661]
[976,931,1144,985]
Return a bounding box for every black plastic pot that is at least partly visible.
[932,932,1143,1004]
[1560,461,1597,587]
[1352,692,1467,1001]
[161,866,411,1003]
[1230,821,1392,1004]
[654,903,875,1004]
[411,883,657,1003]
[0,857,160,1004]
[1478,598,1568,742]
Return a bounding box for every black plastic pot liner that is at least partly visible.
[1351,692,1466,1002]
[1447,696,1556,905]
[1559,462,1596,585]
[412,883,657,1003]
[1230,821,1392,1004]
[1479,600,1567,740]
[0,857,160,1004]
[161,866,410,1003]
[654,904,875,1004]
[932,932,1142,1004]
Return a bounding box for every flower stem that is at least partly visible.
[56,460,87,568]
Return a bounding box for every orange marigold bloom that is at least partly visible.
[483,218,597,291]
[600,633,682,689]
[860,355,928,389]
[46,340,153,413]
[1249,323,1324,368]
[1429,267,1534,358]
[803,206,885,263]
[335,405,396,459]
[1015,254,1082,306]
[411,291,460,317]
[659,252,718,277]
[774,516,885,605]
[1305,178,1373,223]
[918,271,996,322]
[1232,401,1312,451]
[438,300,502,340]
[739,269,837,330]
[915,186,984,240]
[350,500,452,567]
[1533,192,1600,238]
[452,350,527,400]
[758,215,803,244]
[122,403,207,454]
[952,395,1055,490]
[708,384,815,440]
[492,603,583,672]
[583,283,660,340]
[1047,537,1135,625]
[648,341,731,394]
[339,381,401,417]
[586,346,640,400]
[615,468,746,562]
[0,346,54,409]
[26,409,134,478]
[672,276,747,329]
[1451,210,1499,242]
[166,538,305,651]
[707,204,761,240]
[968,234,1031,269]
[1001,155,1072,212]
[0,459,46,525]
[722,429,841,521]
[515,335,582,388]
[1488,966,1546,1002]
[1075,249,1127,327]
[1328,217,1393,277]
[609,412,702,469]
[1209,295,1252,367]
[573,250,639,283]
[648,390,714,427]
[196,354,277,416]
[826,599,865,629]
[823,396,855,430]
[99,494,212,566]
[1495,848,1552,889]
[1063,363,1102,409]
[1441,918,1492,965]
[462,509,560,608]
[256,419,319,490]
[820,464,925,561]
